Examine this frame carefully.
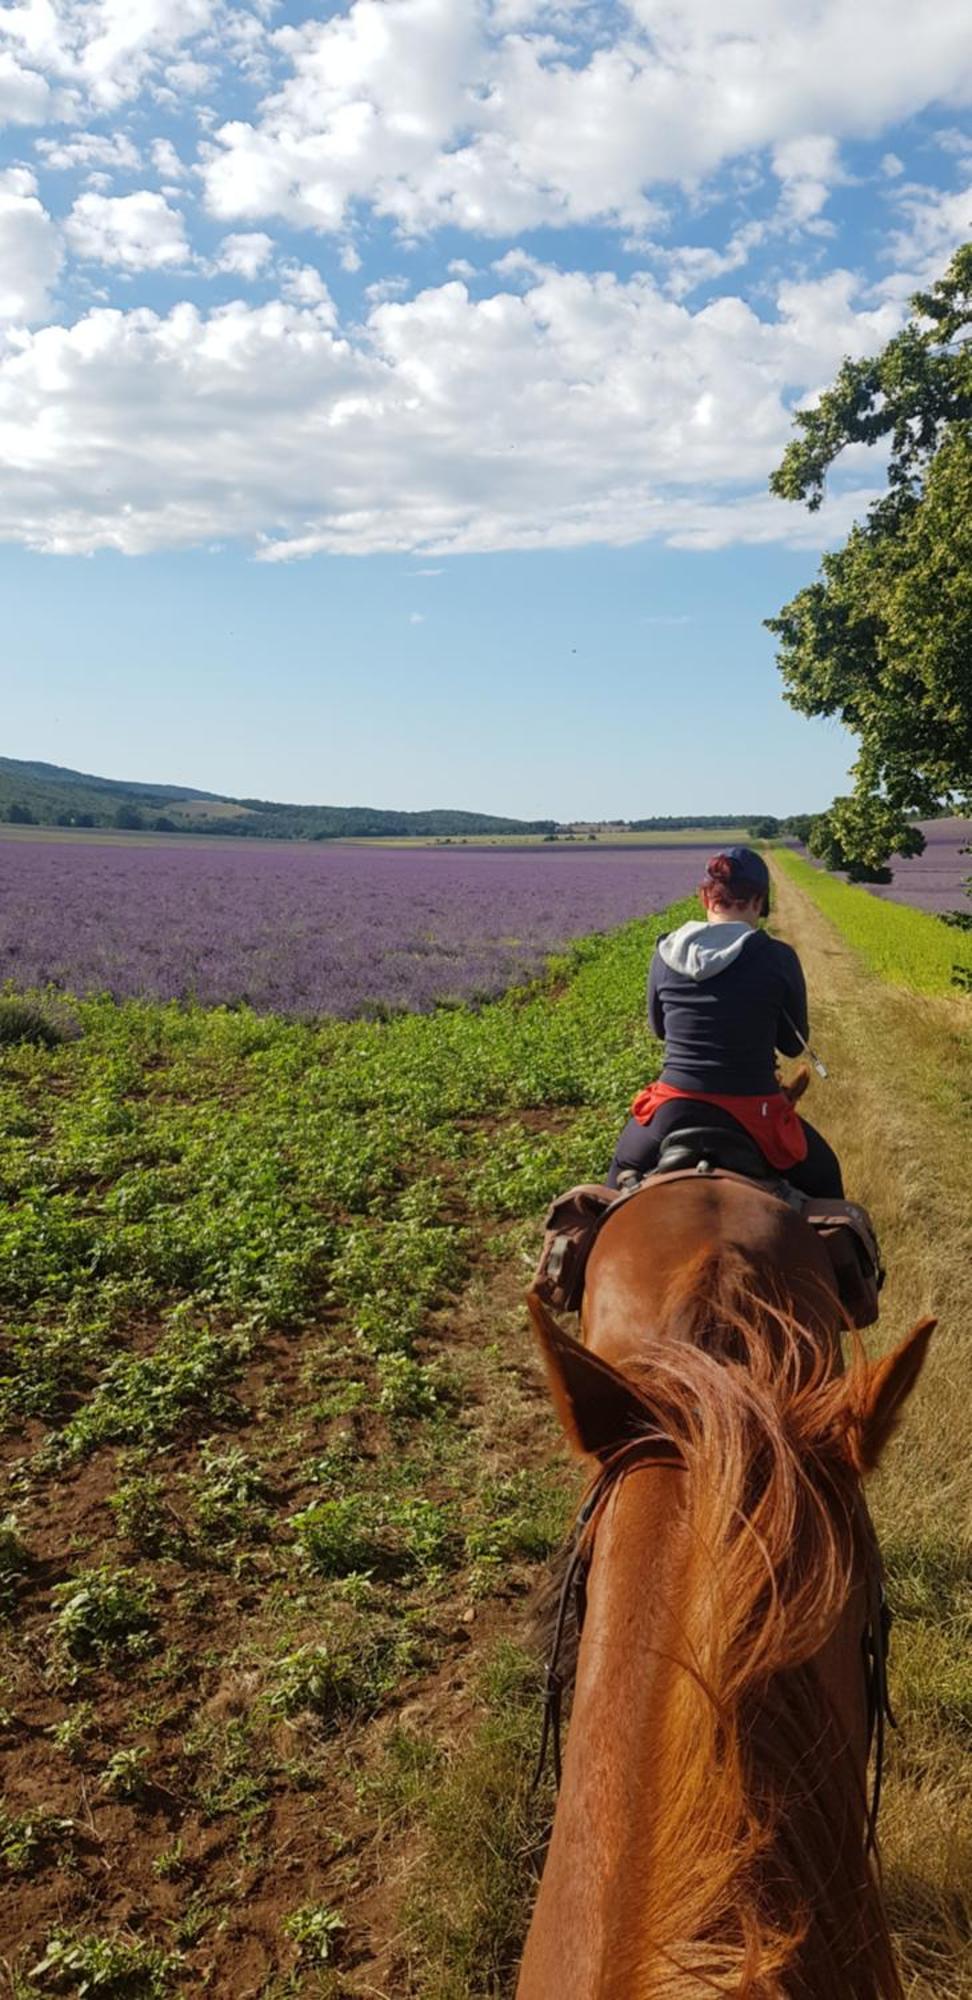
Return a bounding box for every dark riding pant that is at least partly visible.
[607,1099,844,1200]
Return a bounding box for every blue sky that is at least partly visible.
[1,1,970,819]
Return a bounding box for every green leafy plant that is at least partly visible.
[281,1903,345,1967]
[29,1929,182,1995]
[0,1807,74,1875]
[192,1442,271,1546]
[99,1746,150,1802]
[48,1702,96,1760]
[108,1474,181,1556]
[50,1567,157,1678]
[0,1514,30,1610]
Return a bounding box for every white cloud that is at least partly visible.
[363,274,410,304]
[151,137,188,181]
[409,610,425,622]
[36,129,142,174]
[214,229,274,278]
[162,55,213,95]
[0,0,269,115]
[0,263,903,558]
[65,189,190,269]
[340,241,361,272]
[199,0,972,241]
[883,178,972,289]
[278,258,334,309]
[0,164,61,322]
[0,47,51,123]
[771,134,842,228]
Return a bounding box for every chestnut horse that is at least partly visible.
[518,1175,933,2000]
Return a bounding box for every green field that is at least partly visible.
[0,905,694,1996]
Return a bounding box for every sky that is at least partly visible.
[1,0,971,821]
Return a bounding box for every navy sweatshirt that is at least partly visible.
[647,920,809,1095]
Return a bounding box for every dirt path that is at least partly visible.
[770,859,972,2000]
[770,857,971,1376]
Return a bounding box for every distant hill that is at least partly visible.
[0,758,809,843]
[0,758,558,839]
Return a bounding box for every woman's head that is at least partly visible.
[700,847,771,922]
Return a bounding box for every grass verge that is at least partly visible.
[773,846,972,996]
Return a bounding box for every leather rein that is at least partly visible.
[534,1441,895,1859]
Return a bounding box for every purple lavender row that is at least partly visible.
[859,818,972,917]
[1,839,704,1018]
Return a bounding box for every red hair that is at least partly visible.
[700,852,770,916]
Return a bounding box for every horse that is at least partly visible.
[517,1173,934,2000]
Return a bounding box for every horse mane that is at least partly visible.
[538,1245,901,1999]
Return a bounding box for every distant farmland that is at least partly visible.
[863,817,971,917]
[0,837,705,1017]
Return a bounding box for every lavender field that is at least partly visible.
[0,836,704,1017]
[867,817,972,916]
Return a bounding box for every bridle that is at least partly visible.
[533,1433,684,1793]
[533,1437,895,1858]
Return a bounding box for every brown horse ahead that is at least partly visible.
[518,1175,934,2000]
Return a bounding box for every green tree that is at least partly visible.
[113,804,145,830]
[8,802,36,824]
[766,243,972,875]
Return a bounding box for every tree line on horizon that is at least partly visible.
[0,772,815,845]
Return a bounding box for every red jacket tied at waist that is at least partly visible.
[629,1080,809,1171]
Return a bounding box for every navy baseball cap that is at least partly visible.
[703,846,770,898]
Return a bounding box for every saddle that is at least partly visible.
[532,1124,884,1328]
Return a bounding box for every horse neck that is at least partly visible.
[519,1464,900,2000]
[519,1464,693,2000]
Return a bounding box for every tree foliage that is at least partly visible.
[767,244,972,873]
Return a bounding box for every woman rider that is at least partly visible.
[607,846,843,1198]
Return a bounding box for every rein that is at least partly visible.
[532,1434,684,1792]
[534,1439,895,1859]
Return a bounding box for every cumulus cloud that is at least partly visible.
[0,263,901,558]
[36,129,142,174]
[0,47,52,123]
[214,229,274,278]
[0,0,268,114]
[65,189,190,269]
[278,259,334,308]
[883,178,972,288]
[151,137,188,181]
[198,0,972,240]
[0,165,62,322]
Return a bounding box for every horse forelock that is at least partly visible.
[539,1251,901,1999]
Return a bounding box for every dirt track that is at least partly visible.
[770,859,972,1999]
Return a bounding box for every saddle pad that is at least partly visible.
[532,1173,883,1327]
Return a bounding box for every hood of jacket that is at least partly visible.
[657,919,757,982]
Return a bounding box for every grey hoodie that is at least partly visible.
[657,920,754,982]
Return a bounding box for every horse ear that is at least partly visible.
[526,1291,656,1460]
[852,1317,936,1472]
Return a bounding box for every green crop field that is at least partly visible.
[0,904,693,1997]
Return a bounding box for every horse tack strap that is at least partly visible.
[862,1540,896,1859]
[532,1437,684,1794]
